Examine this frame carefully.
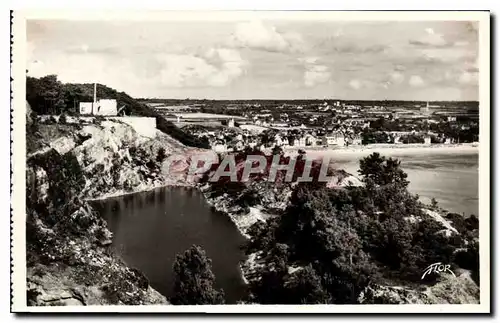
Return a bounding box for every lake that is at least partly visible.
[92,187,248,304]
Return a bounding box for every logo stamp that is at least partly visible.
[421,262,456,280]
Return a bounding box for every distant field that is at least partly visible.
[165,112,247,120]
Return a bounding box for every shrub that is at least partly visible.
[156,147,167,163]
[59,113,67,124]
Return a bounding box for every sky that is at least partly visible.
[26,19,479,101]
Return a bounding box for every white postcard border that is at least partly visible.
[11,9,491,313]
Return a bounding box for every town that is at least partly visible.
[141,99,479,153]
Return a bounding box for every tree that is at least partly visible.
[358,152,409,187]
[272,145,283,156]
[171,245,225,305]
[284,265,331,304]
[36,75,66,114]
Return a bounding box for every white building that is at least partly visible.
[79,99,118,116]
[322,132,345,146]
[305,134,317,146]
[292,137,307,147]
[79,102,93,115]
[95,99,118,116]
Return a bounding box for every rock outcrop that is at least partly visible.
[359,270,479,304]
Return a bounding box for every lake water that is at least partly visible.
[331,152,479,216]
[92,187,247,304]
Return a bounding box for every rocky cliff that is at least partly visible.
[26,117,204,306]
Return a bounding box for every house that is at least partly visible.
[212,139,227,153]
[304,134,317,146]
[79,102,93,115]
[349,134,362,146]
[322,132,345,146]
[424,136,431,144]
[274,134,286,146]
[447,116,457,122]
[95,99,118,116]
[292,137,307,147]
[79,99,118,116]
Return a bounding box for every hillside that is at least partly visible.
[26,75,209,149]
[25,113,207,305]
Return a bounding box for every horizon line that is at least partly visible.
[134,98,479,103]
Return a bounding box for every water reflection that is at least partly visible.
[91,187,247,304]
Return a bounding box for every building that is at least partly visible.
[293,137,307,147]
[424,136,431,144]
[304,134,317,146]
[79,102,93,115]
[322,132,345,146]
[228,118,235,128]
[79,99,118,116]
[348,134,362,145]
[447,116,457,122]
[95,99,118,116]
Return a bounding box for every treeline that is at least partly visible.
[26,75,209,149]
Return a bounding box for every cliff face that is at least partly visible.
[26,117,204,306]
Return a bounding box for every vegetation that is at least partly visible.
[26,75,209,148]
[171,245,225,305]
[244,152,478,304]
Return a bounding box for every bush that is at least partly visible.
[156,147,167,163]
[59,113,67,124]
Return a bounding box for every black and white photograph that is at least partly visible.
[10,10,490,313]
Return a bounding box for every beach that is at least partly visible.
[282,143,479,160]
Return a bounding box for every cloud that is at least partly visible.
[458,71,478,85]
[231,20,303,53]
[390,71,405,84]
[409,75,425,87]
[300,57,330,87]
[159,48,247,88]
[349,79,362,90]
[333,44,387,54]
[409,28,449,47]
[418,47,476,63]
[298,56,319,64]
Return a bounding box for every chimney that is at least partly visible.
[93,83,97,114]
